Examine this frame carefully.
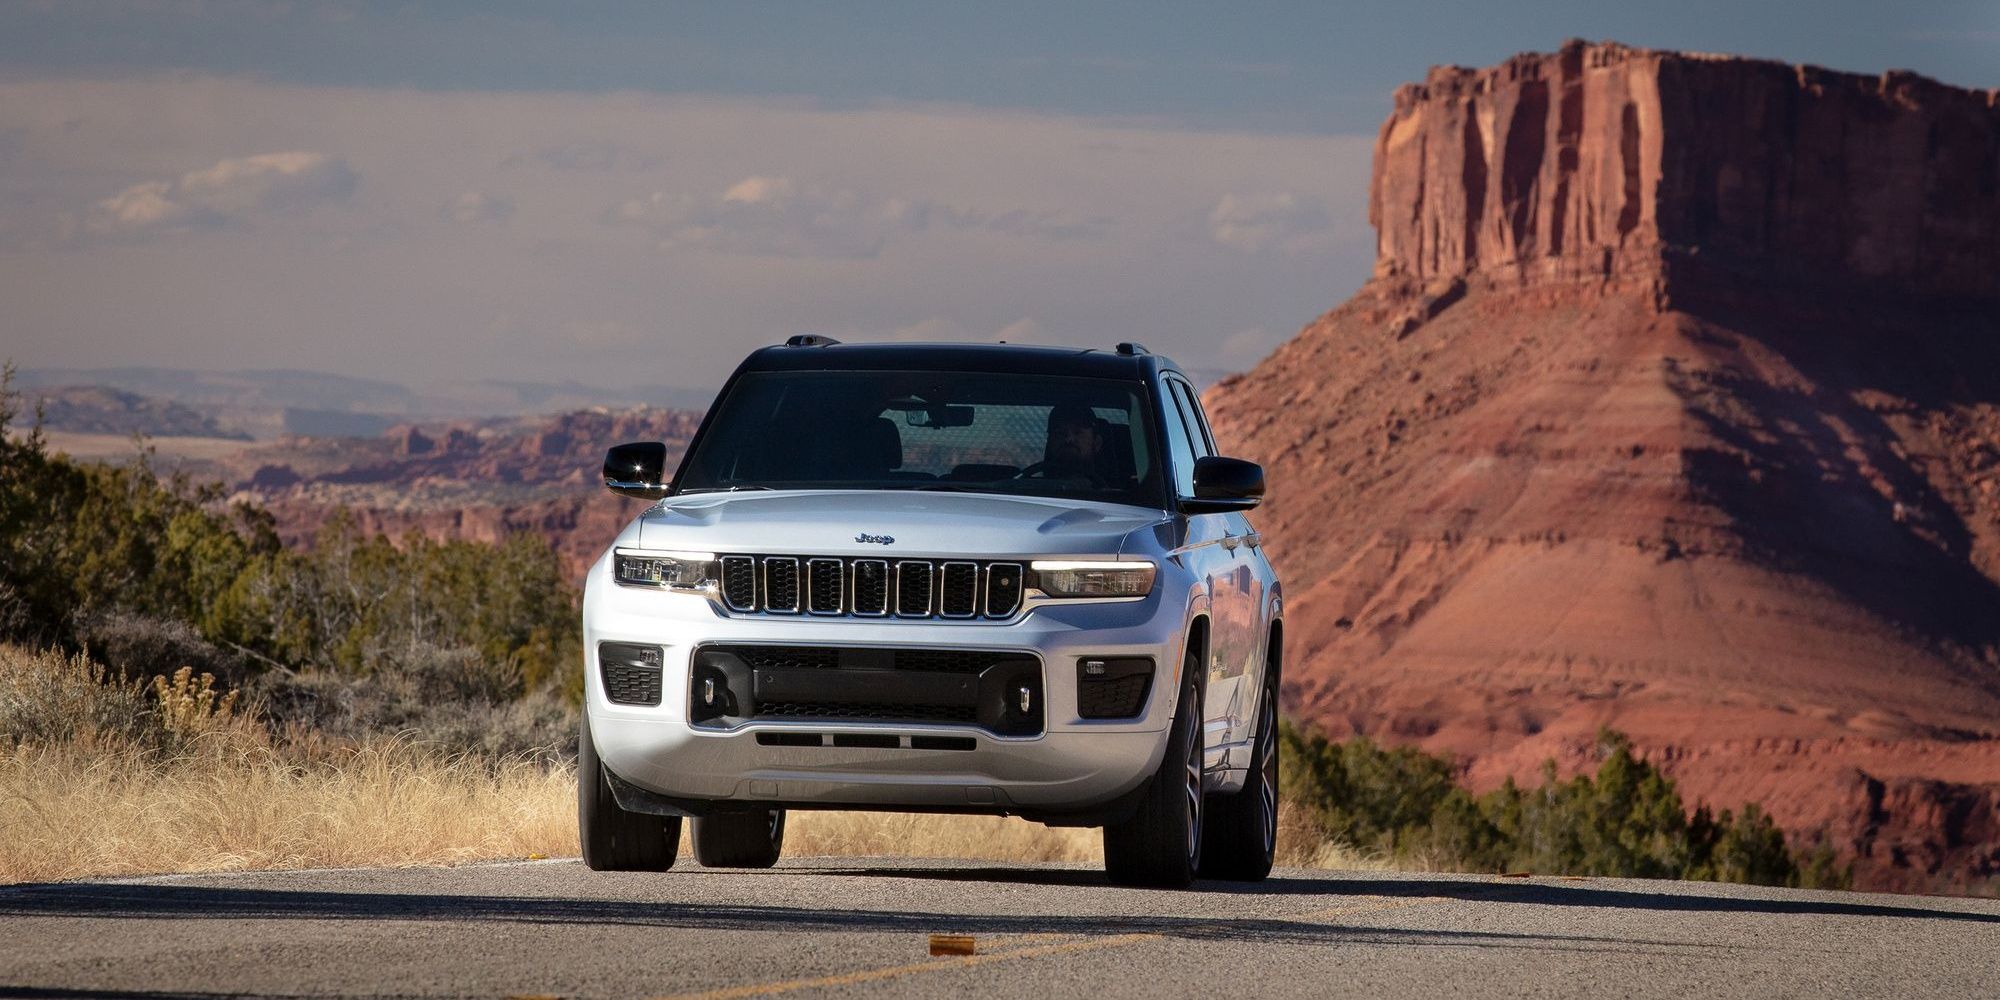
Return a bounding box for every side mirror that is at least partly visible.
[603,441,670,499]
[1182,456,1264,514]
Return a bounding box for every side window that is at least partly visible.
[1169,380,1213,495]
[1161,383,1199,498]
[1171,380,1217,455]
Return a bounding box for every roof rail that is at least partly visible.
[783,334,842,348]
[1114,342,1151,356]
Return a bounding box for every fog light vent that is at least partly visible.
[1076,657,1153,719]
[599,642,664,706]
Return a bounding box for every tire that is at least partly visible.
[578,719,681,872]
[1103,647,1204,888]
[1197,672,1279,881]
[692,809,787,868]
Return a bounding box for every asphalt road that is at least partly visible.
[2,858,1996,999]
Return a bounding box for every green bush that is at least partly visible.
[1280,719,1850,889]
[0,364,581,710]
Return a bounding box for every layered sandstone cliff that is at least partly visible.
[1209,41,2000,892]
[1370,40,2000,298]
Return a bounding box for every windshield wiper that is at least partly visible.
[677,485,777,494]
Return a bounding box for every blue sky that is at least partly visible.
[1,1,1993,391]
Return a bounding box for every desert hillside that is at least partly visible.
[1206,40,2000,892]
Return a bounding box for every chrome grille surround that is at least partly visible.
[938,561,979,618]
[720,556,758,611]
[763,557,801,614]
[714,555,1024,620]
[806,558,844,615]
[896,560,933,617]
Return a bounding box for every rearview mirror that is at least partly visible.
[1181,456,1264,514]
[906,404,975,429]
[603,441,670,499]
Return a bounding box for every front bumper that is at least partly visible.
[581,550,1188,822]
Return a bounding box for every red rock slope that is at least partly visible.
[1206,40,2000,893]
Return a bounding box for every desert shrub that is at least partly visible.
[1280,719,1851,888]
[0,365,583,740]
[72,610,250,689]
[249,654,576,760]
[0,644,152,747]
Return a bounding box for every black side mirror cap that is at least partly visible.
[603,441,670,499]
[1181,455,1264,514]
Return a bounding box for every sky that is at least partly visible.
[1,1,1994,393]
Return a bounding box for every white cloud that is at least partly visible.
[84,151,356,237]
[607,177,894,258]
[443,190,514,224]
[606,175,1108,259]
[1207,192,1333,254]
[0,76,1373,388]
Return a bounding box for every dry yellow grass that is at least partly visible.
[1,743,1390,883]
[0,740,579,884]
[1,642,1395,883]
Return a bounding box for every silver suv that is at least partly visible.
[579,337,1282,886]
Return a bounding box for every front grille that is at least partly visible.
[714,555,1023,619]
[722,645,994,674]
[691,644,1044,736]
[757,701,979,724]
[599,642,663,706]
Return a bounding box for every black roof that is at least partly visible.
[738,340,1183,381]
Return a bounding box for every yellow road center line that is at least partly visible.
[652,894,1448,1000]
[656,933,1161,1000]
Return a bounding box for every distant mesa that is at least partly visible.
[1369,38,2000,299]
[1207,40,2000,894]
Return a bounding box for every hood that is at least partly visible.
[636,490,1166,559]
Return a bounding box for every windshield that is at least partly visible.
[674,369,1167,508]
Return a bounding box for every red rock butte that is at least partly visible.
[1207,40,2000,892]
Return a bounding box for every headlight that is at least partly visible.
[614,549,717,593]
[1028,560,1156,599]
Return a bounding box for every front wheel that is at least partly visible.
[578,720,682,872]
[1197,677,1278,881]
[692,809,786,868]
[1103,651,1203,888]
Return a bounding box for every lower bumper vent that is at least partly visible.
[690,644,1043,736]
[599,642,663,706]
[1077,657,1154,719]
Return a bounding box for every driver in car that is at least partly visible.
[1042,403,1108,483]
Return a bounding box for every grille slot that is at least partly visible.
[939,562,979,617]
[721,556,758,611]
[852,559,890,615]
[896,561,934,616]
[764,557,801,613]
[807,558,844,614]
[984,563,1023,618]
